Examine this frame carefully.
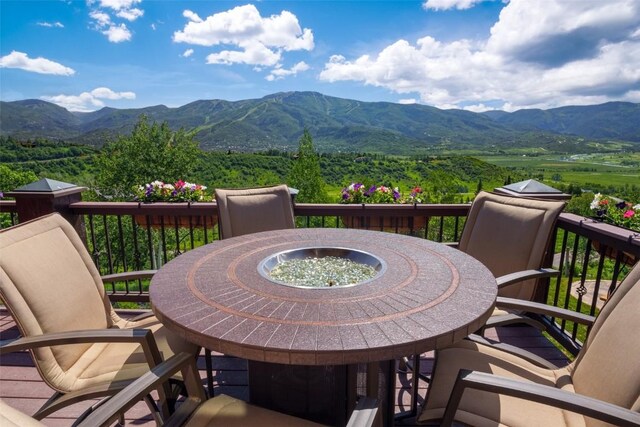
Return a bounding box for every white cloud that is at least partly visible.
[102,23,132,43]
[90,10,111,27]
[266,61,310,81]
[320,0,640,110]
[150,23,156,30]
[98,0,141,12]
[174,4,314,69]
[90,87,135,100]
[398,98,418,104]
[0,51,75,75]
[183,10,202,23]
[182,48,194,58]
[462,103,495,112]
[89,0,142,42]
[116,8,143,21]
[41,87,136,112]
[423,0,486,11]
[206,42,281,67]
[37,21,64,28]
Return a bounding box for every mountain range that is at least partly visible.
[1,92,638,155]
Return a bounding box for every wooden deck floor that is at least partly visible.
[0,308,569,426]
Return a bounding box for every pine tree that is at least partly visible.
[287,129,327,203]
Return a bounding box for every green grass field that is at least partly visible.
[476,153,640,189]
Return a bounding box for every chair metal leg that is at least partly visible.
[395,354,423,421]
[205,348,214,398]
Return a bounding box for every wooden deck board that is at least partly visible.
[0,308,569,426]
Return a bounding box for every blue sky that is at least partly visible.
[1,0,639,112]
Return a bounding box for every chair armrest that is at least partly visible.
[77,352,205,427]
[482,312,546,331]
[496,297,595,326]
[466,334,559,369]
[0,328,164,371]
[347,396,380,427]
[101,270,157,283]
[442,370,640,427]
[496,268,559,290]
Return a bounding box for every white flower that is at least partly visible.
[590,193,602,210]
[634,204,640,210]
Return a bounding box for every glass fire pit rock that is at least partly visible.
[258,247,386,288]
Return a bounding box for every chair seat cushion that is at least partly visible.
[418,340,585,427]
[187,394,326,427]
[57,315,198,392]
[0,399,44,427]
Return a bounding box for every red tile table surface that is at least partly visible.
[150,228,497,364]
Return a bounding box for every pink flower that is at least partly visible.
[624,210,635,218]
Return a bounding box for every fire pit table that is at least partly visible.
[150,228,496,426]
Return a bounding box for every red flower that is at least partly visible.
[624,210,635,219]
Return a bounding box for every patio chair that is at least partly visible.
[401,191,565,416]
[215,184,296,239]
[205,184,296,393]
[0,213,199,420]
[417,261,640,426]
[73,351,380,427]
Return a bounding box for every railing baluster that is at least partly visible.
[551,229,569,311]
[131,215,143,295]
[188,217,195,249]
[589,250,606,316]
[560,235,580,332]
[102,215,114,275]
[88,214,100,270]
[173,217,181,257]
[572,240,593,339]
[117,216,127,272]
[160,217,168,265]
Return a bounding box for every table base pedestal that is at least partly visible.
[248,361,356,426]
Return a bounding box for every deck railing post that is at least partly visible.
[6,178,87,241]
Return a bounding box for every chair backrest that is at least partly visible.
[458,191,565,300]
[215,185,296,239]
[0,213,115,389]
[570,262,640,421]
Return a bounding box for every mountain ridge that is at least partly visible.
[1,92,638,155]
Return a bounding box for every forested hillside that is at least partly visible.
[2,92,637,155]
[0,136,520,202]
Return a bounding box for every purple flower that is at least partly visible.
[365,185,376,196]
[615,201,627,210]
[393,190,401,200]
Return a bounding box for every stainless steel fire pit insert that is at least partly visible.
[258,247,386,288]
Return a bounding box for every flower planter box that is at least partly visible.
[341,215,427,232]
[592,240,637,266]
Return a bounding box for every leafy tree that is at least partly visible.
[0,164,38,196]
[95,116,199,200]
[287,129,328,203]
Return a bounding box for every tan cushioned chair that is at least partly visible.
[0,399,44,427]
[419,262,640,426]
[459,191,565,301]
[215,184,295,240]
[0,213,199,419]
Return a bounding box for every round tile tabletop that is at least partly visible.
[150,228,497,365]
